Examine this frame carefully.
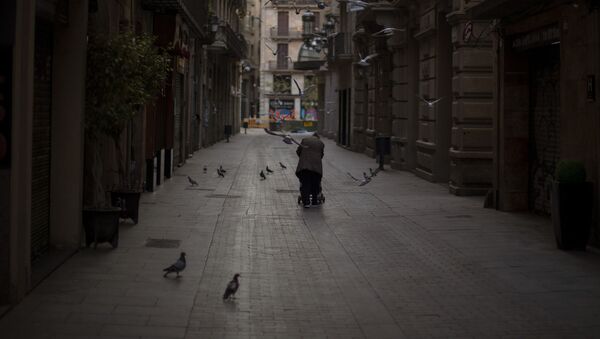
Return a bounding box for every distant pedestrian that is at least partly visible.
[296,132,324,207]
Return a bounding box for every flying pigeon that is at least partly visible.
[217,169,225,178]
[223,273,240,300]
[187,176,199,186]
[356,53,378,67]
[292,78,316,98]
[265,42,279,56]
[260,170,266,180]
[416,94,444,108]
[219,165,227,173]
[163,252,186,278]
[264,0,272,6]
[279,162,287,169]
[372,27,406,38]
[266,166,274,174]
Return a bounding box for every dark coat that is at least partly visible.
[295,136,325,177]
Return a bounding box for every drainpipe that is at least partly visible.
[495,29,503,210]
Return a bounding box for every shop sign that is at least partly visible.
[512,25,560,51]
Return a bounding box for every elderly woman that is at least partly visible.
[295,132,325,208]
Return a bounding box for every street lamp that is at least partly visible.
[302,10,316,41]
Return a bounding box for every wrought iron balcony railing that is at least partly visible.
[267,60,295,71]
[269,27,303,39]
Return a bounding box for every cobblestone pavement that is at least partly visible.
[3,129,600,338]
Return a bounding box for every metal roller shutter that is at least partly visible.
[529,46,560,215]
[31,23,53,263]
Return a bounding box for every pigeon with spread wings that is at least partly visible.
[263,128,307,148]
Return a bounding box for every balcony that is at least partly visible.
[207,22,248,59]
[142,0,209,38]
[267,60,295,71]
[269,27,303,40]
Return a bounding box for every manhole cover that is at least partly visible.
[185,188,215,191]
[145,238,181,248]
[206,194,242,199]
[276,189,298,193]
[445,215,472,219]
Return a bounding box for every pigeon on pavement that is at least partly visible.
[217,169,225,178]
[203,166,207,173]
[219,165,227,173]
[369,168,381,178]
[223,273,240,300]
[266,166,274,174]
[260,170,266,180]
[279,162,287,169]
[359,177,371,186]
[187,176,198,186]
[163,252,186,278]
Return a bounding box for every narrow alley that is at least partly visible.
[2,130,600,338]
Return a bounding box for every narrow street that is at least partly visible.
[2,130,600,338]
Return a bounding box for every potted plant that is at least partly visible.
[552,160,593,250]
[83,31,170,246]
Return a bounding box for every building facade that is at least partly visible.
[241,0,262,124]
[1,0,247,308]
[325,0,600,243]
[259,0,328,131]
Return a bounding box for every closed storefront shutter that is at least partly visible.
[529,46,560,215]
[31,23,53,263]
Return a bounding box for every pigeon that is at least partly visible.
[219,165,227,173]
[279,162,287,169]
[163,252,186,278]
[292,78,316,98]
[266,166,274,174]
[416,94,444,108]
[187,176,199,186]
[265,42,279,56]
[223,273,240,300]
[356,52,378,67]
[372,27,406,38]
[217,169,225,177]
[260,170,266,180]
[348,172,371,186]
[203,166,207,173]
[359,177,371,186]
[264,0,272,6]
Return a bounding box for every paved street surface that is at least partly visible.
[3,129,600,338]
